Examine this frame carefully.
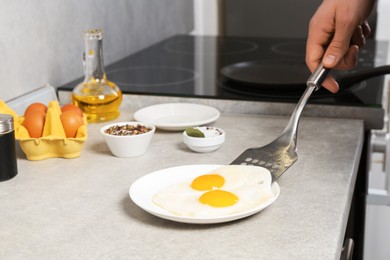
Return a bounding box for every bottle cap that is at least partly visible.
[0,114,14,134]
[84,29,103,40]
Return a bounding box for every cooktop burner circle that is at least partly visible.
[271,41,306,57]
[164,39,258,55]
[106,66,198,87]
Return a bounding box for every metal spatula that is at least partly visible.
[231,64,329,181]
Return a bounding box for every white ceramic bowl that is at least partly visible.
[100,121,155,157]
[182,126,225,153]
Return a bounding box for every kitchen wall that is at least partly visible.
[376,0,390,40]
[221,0,321,38]
[1,0,193,102]
[196,0,388,39]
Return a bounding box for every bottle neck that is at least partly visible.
[83,30,106,82]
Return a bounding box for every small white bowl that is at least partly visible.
[100,121,155,157]
[183,126,225,153]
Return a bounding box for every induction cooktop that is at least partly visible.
[58,34,388,107]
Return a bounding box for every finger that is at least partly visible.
[322,76,340,93]
[322,45,358,92]
[351,26,365,48]
[305,40,325,73]
[305,22,331,73]
[361,20,371,37]
[322,20,354,68]
[306,23,339,92]
[342,45,359,69]
[331,45,359,70]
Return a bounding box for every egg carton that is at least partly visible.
[0,100,87,160]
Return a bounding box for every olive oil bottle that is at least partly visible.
[72,29,122,123]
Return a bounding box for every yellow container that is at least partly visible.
[0,100,87,160]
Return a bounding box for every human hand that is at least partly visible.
[306,0,375,92]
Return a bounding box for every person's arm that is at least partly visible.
[306,0,375,92]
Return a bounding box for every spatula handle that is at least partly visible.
[306,64,330,90]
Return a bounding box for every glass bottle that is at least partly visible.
[72,29,122,123]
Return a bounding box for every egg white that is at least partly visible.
[152,165,274,218]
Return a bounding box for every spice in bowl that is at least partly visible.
[100,122,155,157]
[104,124,152,136]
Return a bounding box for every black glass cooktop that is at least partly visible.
[58,35,388,107]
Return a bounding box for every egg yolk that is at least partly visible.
[199,190,239,207]
[191,174,225,191]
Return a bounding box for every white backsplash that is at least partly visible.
[0,0,193,102]
[377,0,390,41]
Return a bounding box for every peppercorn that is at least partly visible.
[104,124,151,136]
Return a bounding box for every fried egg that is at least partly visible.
[152,165,274,218]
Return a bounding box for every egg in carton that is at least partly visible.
[0,100,87,160]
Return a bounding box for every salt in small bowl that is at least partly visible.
[183,126,225,153]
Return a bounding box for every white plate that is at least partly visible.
[133,103,220,131]
[129,165,280,224]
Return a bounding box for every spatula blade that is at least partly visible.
[230,146,297,181]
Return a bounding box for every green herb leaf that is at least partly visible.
[185,127,205,138]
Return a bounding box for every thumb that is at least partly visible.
[322,28,352,68]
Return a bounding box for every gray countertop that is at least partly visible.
[57,91,385,130]
[0,106,364,260]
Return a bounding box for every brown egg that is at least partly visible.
[60,110,84,138]
[61,104,83,117]
[24,102,48,117]
[22,110,46,138]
